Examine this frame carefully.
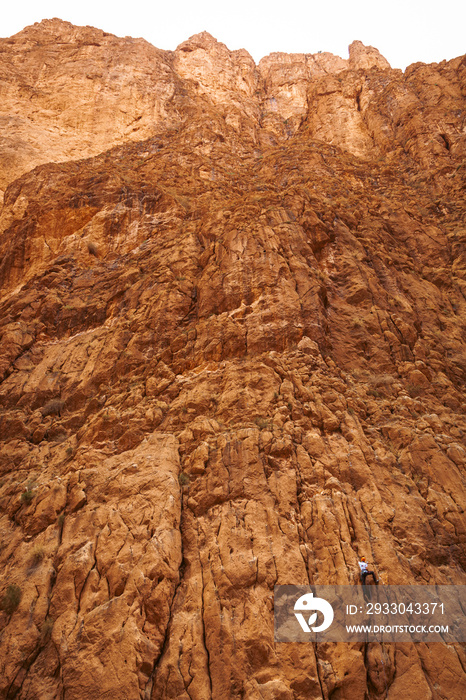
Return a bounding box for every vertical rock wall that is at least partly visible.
[0,19,465,700]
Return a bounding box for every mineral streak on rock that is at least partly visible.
[0,18,465,700]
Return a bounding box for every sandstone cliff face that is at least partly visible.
[0,19,465,700]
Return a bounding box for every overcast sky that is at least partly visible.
[2,0,465,70]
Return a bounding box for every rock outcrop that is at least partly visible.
[0,19,465,700]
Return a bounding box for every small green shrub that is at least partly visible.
[30,545,45,566]
[255,417,271,430]
[40,617,54,640]
[0,584,21,615]
[178,472,190,487]
[21,487,35,505]
[368,388,381,399]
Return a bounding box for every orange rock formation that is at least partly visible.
[0,18,465,700]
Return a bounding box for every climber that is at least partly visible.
[358,556,379,585]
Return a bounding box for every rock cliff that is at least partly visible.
[0,18,465,700]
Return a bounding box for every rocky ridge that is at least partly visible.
[0,18,465,700]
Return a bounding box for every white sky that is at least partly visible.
[2,1,465,70]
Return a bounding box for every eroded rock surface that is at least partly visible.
[0,19,465,700]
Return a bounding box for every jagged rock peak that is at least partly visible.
[10,17,113,43]
[348,39,391,70]
[176,31,223,52]
[176,33,390,71]
[175,31,254,64]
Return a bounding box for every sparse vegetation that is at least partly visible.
[41,399,64,417]
[87,241,99,257]
[367,374,397,398]
[21,482,35,505]
[29,545,45,566]
[40,616,54,641]
[0,584,21,615]
[407,384,424,398]
[255,417,271,430]
[178,472,190,487]
[368,374,396,388]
